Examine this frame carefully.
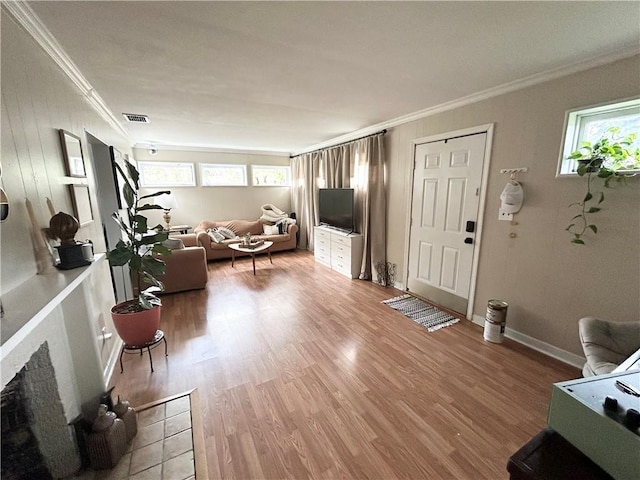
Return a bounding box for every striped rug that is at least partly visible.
[382,294,459,332]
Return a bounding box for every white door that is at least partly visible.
[407,133,487,315]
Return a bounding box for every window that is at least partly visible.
[558,98,640,175]
[200,164,247,186]
[138,162,195,187]
[251,165,291,186]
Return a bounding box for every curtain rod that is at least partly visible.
[290,129,387,158]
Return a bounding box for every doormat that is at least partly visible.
[382,294,459,332]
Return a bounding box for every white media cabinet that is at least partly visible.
[314,225,364,279]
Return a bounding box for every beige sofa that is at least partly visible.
[193,219,298,261]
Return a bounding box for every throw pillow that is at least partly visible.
[207,229,225,243]
[162,238,185,250]
[216,226,237,239]
[263,224,279,235]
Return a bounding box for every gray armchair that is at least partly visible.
[578,317,640,377]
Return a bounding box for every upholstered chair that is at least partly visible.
[578,317,640,377]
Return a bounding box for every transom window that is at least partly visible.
[251,165,291,186]
[200,164,247,186]
[558,98,640,176]
[138,161,196,187]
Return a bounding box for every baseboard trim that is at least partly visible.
[471,315,584,369]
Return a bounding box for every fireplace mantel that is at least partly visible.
[1,253,122,422]
[2,253,107,352]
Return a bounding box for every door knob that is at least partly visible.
[464,237,473,244]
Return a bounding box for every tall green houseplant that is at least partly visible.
[566,127,639,245]
[107,159,172,311]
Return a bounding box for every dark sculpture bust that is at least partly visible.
[49,211,79,245]
[49,211,90,269]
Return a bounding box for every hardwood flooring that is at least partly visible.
[110,250,579,479]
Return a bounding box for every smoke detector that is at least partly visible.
[122,113,150,123]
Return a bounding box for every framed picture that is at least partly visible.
[59,130,86,177]
[69,184,94,226]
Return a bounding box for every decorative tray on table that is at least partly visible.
[242,239,265,249]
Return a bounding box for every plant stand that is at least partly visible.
[119,330,168,373]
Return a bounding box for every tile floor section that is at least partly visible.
[76,394,196,480]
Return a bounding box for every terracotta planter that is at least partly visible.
[111,302,161,346]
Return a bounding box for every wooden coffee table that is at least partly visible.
[228,241,273,275]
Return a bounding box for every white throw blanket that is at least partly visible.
[259,204,296,225]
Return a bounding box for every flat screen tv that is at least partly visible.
[319,188,354,232]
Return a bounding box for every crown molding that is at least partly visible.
[292,47,640,156]
[2,1,130,140]
[132,143,291,157]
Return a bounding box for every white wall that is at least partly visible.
[1,11,126,393]
[1,12,131,293]
[386,54,640,357]
[133,148,292,229]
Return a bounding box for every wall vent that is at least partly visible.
[122,113,150,123]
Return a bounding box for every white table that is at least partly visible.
[228,241,273,275]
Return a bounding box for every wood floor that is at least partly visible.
[110,250,579,479]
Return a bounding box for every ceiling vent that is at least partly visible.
[122,113,150,123]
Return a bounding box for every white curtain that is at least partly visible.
[291,133,386,282]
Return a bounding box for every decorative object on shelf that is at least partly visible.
[87,404,127,470]
[113,396,137,443]
[59,129,86,177]
[49,211,79,245]
[69,184,94,226]
[155,192,178,230]
[25,198,56,274]
[107,159,172,345]
[48,211,91,270]
[45,197,56,216]
[566,127,639,244]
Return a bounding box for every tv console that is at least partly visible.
[314,225,363,279]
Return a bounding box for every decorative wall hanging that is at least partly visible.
[0,163,8,222]
[59,129,87,177]
[69,184,94,226]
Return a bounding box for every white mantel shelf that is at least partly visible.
[1,253,106,359]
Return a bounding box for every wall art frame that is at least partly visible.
[59,129,87,177]
[69,184,94,226]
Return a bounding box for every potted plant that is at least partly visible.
[566,127,638,245]
[107,159,172,345]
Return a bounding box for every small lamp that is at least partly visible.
[156,193,178,230]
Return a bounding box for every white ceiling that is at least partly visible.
[26,1,640,154]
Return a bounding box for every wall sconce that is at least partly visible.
[0,164,7,222]
[0,187,8,222]
[155,192,178,230]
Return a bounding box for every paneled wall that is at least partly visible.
[1,13,131,294]
[385,54,640,357]
[1,12,130,387]
[133,148,292,229]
